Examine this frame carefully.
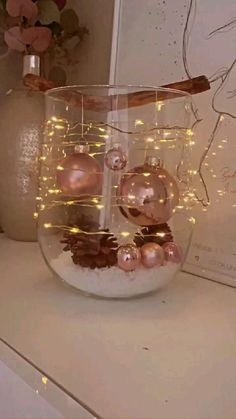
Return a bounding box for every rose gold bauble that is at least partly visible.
[117,244,141,272]
[117,158,179,226]
[162,242,182,264]
[105,144,127,171]
[56,151,103,196]
[140,242,164,268]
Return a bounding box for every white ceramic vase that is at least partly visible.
[0,55,44,241]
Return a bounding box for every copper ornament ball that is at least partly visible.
[162,242,182,264]
[57,152,103,196]
[117,159,179,226]
[117,244,141,272]
[105,144,127,171]
[140,242,164,268]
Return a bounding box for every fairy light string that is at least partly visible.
[36,110,195,239]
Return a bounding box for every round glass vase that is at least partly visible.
[38,85,195,299]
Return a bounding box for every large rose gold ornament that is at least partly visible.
[140,242,164,268]
[56,146,103,196]
[117,157,179,226]
[117,244,141,272]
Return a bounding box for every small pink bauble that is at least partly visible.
[105,145,127,171]
[162,242,182,264]
[57,152,103,196]
[117,244,141,272]
[140,242,164,268]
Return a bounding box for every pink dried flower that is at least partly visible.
[22,26,52,52]
[4,26,25,52]
[4,26,52,52]
[6,0,38,22]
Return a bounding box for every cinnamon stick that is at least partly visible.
[24,74,210,112]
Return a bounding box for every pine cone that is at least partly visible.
[61,215,118,269]
[134,223,173,248]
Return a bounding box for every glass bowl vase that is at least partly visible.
[38,85,195,299]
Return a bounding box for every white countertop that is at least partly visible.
[0,234,236,419]
[0,340,94,419]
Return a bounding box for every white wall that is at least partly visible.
[68,0,114,84]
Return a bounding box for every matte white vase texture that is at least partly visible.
[0,55,44,241]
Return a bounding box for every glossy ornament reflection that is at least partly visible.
[105,144,127,171]
[56,147,103,196]
[163,242,182,264]
[117,244,141,271]
[140,242,164,268]
[117,157,179,226]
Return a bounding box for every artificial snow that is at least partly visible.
[51,252,180,298]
